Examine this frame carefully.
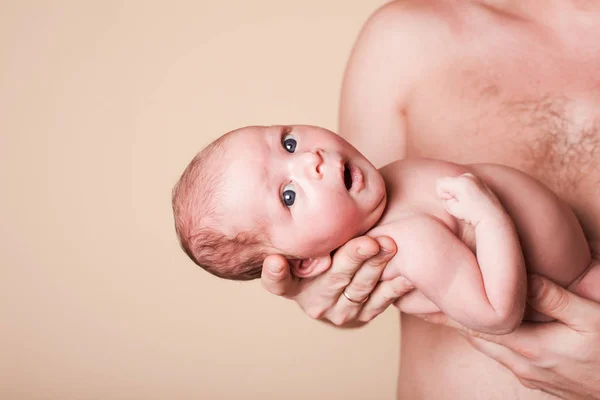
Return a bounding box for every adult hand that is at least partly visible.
[423,274,600,399]
[261,235,414,326]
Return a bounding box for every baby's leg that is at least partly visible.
[436,173,528,326]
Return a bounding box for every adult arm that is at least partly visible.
[338,1,429,167]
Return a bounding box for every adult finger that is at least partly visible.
[466,337,543,390]
[322,236,381,296]
[527,274,600,332]
[422,312,548,361]
[357,275,415,322]
[292,236,382,318]
[340,236,396,306]
[467,337,576,398]
[261,254,300,298]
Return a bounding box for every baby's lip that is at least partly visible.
[342,161,364,193]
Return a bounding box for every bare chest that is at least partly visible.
[406,39,600,248]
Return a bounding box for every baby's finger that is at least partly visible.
[357,275,415,322]
[340,236,396,306]
[261,254,300,298]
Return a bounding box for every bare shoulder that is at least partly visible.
[342,0,479,80]
[338,0,482,167]
[360,0,467,36]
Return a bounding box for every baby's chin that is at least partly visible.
[278,225,370,261]
[326,231,366,256]
[289,237,352,261]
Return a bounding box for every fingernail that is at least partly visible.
[377,247,394,256]
[357,247,371,256]
[527,275,543,297]
[269,263,283,275]
[402,277,414,288]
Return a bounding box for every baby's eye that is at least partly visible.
[281,183,296,207]
[282,133,297,153]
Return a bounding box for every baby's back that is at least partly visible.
[378,159,592,299]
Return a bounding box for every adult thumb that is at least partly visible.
[527,274,599,332]
[261,254,299,298]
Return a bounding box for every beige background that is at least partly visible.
[0,1,400,399]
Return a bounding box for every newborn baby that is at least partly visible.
[172,125,594,334]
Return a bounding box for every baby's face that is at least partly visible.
[219,125,387,259]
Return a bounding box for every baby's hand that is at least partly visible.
[436,173,502,226]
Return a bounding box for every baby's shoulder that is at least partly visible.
[379,158,472,201]
[380,157,469,177]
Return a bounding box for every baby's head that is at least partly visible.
[172,125,387,280]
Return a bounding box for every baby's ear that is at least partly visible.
[289,255,332,278]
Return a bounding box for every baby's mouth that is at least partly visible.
[343,162,365,193]
[344,163,353,191]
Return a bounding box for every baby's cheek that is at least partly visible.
[297,199,364,253]
[318,209,363,245]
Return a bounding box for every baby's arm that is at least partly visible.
[437,173,527,331]
[391,174,527,333]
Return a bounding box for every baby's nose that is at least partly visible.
[302,149,323,180]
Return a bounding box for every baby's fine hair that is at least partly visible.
[171,131,270,280]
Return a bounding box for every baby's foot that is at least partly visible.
[435,173,502,226]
